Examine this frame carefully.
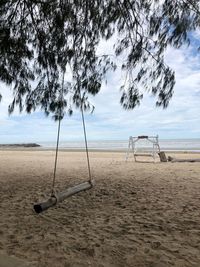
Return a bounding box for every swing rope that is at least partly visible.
[51,116,61,195]
[81,103,92,183]
[51,71,65,196]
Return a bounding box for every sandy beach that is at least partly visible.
[0,150,200,267]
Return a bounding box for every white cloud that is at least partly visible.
[0,39,200,143]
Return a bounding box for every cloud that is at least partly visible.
[0,38,200,143]
[85,44,200,139]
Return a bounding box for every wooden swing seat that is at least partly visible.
[134,153,153,157]
[34,180,94,213]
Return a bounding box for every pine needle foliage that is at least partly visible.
[0,0,199,118]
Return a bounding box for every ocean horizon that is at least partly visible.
[39,138,200,152]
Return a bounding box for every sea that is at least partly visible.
[40,138,200,153]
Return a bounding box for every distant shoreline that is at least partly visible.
[0,147,200,154]
[1,139,200,153]
[0,143,40,148]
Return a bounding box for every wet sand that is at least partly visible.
[0,150,200,267]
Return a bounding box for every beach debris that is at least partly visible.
[168,156,200,163]
[158,151,168,162]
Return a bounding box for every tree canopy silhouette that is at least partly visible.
[0,0,199,118]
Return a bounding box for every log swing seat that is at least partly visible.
[33,180,94,214]
[33,101,94,213]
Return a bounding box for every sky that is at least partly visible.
[0,36,200,144]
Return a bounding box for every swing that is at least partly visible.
[126,135,161,162]
[33,103,94,214]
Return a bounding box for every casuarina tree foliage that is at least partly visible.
[0,0,199,119]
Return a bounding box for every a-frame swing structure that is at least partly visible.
[126,135,161,162]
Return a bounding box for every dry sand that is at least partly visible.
[0,150,200,267]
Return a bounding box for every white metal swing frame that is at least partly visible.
[126,135,160,162]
